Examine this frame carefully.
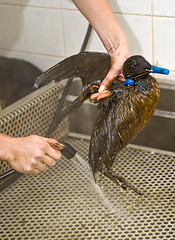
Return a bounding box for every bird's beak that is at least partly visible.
[145,69,152,73]
[146,65,170,75]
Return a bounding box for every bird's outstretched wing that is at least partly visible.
[34,52,111,89]
[34,51,111,131]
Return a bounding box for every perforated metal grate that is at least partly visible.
[0,82,174,240]
[0,135,174,239]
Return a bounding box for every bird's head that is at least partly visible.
[122,55,169,86]
[123,55,152,80]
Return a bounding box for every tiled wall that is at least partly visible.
[0,0,174,81]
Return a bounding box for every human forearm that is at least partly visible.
[0,134,13,162]
[72,0,127,53]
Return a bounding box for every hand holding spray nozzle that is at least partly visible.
[0,141,76,180]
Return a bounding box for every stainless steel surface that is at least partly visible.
[0,82,174,240]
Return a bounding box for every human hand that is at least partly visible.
[90,46,130,101]
[6,135,61,174]
[73,0,131,101]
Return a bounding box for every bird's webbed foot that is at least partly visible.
[102,169,142,195]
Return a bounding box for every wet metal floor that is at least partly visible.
[0,135,175,240]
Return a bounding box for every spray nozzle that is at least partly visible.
[48,141,76,159]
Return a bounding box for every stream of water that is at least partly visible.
[72,153,122,214]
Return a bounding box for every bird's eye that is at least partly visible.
[132,63,137,68]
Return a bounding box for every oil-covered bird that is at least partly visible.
[34,52,169,194]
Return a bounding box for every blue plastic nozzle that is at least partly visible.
[151,65,170,75]
[123,78,134,86]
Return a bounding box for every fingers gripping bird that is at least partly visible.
[35,52,169,194]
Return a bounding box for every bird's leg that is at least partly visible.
[102,169,142,195]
